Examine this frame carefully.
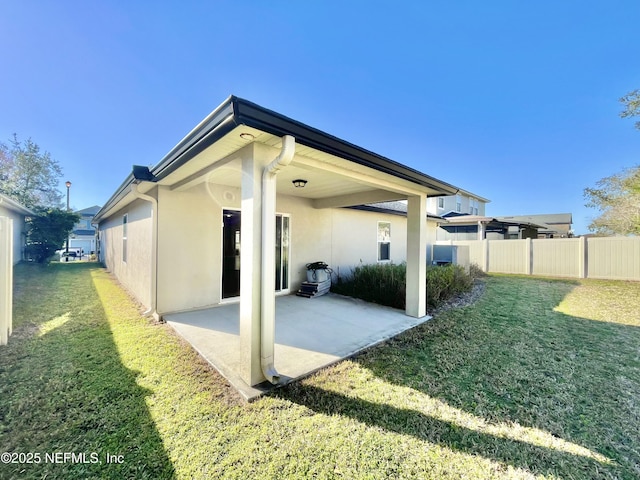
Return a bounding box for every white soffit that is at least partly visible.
[158,126,436,200]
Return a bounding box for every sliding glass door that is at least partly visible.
[222,210,290,299]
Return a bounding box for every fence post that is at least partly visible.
[482,239,489,272]
[525,238,533,275]
[578,236,587,278]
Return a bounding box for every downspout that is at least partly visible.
[131,183,159,320]
[261,135,295,384]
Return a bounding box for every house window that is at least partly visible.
[456,195,462,213]
[437,197,444,210]
[469,198,479,215]
[378,221,391,261]
[122,214,128,263]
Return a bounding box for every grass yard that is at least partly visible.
[1,264,639,479]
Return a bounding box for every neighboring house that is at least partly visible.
[94,95,464,388]
[436,212,545,241]
[70,205,101,254]
[496,213,573,238]
[426,190,489,217]
[0,193,34,264]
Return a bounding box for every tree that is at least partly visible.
[0,134,63,209]
[620,89,640,130]
[25,208,80,263]
[584,165,640,235]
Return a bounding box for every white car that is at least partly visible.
[58,248,82,260]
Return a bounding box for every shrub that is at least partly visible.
[469,263,487,279]
[332,262,406,309]
[426,264,473,308]
[332,262,474,310]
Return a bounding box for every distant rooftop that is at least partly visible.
[75,205,102,216]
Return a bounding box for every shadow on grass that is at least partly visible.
[277,383,610,478]
[1,263,175,479]
[345,276,639,477]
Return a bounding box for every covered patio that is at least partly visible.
[95,96,461,392]
[165,293,431,401]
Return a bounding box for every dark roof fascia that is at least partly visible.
[232,97,460,195]
[345,204,444,220]
[347,205,407,217]
[151,99,238,179]
[96,95,460,222]
[94,173,135,223]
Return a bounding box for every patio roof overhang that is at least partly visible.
[94,96,460,222]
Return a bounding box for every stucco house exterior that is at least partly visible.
[426,190,489,217]
[94,96,464,387]
[349,200,448,262]
[0,193,34,264]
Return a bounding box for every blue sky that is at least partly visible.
[1,1,638,234]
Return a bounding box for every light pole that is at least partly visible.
[65,181,71,260]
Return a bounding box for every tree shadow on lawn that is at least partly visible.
[277,382,611,478]
[345,276,640,477]
[1,263,175,479]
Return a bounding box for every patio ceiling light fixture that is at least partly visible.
[292,179,308,188]
[239,132,255,140]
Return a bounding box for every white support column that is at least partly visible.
[406,194,427,318]
[239,146,266,386]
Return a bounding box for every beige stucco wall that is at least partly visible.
[329,208,408,279]
[275,194,332,288]
[156,184,222,313]
[100,182,440,315]
[99,199,153,308]
[0,205,26,264]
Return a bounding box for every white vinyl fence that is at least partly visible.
[436,237,640,281]
[1,216,14,345]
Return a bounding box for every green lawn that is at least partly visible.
[1,264,639,479]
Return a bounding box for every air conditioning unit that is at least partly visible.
[432,245,470,271]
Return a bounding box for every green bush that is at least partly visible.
[333,262,407,309]
[469,263,487,279]
[332,262,474,310]
[426,263,473,308]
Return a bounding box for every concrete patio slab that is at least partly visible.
[164,293,430,401]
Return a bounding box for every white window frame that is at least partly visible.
[377,221,391,262]
[437,197,445,210]
[122,214,128,263]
